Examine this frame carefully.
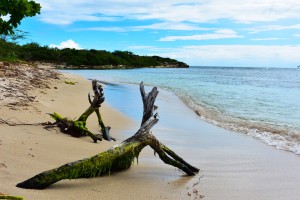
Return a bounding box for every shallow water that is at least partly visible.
[63,67,300,154]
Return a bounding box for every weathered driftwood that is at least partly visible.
[47,80,113,142]
[0,195,24,200]
[16,82,199,189]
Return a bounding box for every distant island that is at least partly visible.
[0,39,189,69]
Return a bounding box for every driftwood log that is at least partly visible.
[47,80,113,142]
[16,82,199,189]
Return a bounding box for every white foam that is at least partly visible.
[247,130,300,154]
[177,93,300,155]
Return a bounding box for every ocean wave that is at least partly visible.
[114,80,300,155]
[177,92,300,155]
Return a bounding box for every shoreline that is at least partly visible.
[2,64,300,199]
[62,68,300,156]
[178,92,300,155]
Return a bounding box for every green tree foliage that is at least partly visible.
[0,40,189,68]
[0,0,41,35]
[0,38,18,61]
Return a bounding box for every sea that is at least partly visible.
[63,66,300,155]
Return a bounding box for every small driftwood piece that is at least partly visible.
[0,195,23,200]
[16,82,199,189]
[46,80,113,142]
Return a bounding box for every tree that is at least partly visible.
[0,0,41,35]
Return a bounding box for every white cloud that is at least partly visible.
[49,39,81,49]
[294,33,300,37]
[74,22,212,32]
[34,0,300,25]
[248,24,300,34]
[251,38,284,41]
[159,29,243,41]
[144,45,300,67]
[77,27,126,32]
[133,22,211,31]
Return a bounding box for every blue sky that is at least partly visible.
[9,0,300,67]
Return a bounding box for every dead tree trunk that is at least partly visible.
[48,80,113,142]
[16,82,199,189]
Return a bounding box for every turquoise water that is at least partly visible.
[64,67,300,154]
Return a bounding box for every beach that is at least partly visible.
[1,64,300,200]
[0,64,195,199]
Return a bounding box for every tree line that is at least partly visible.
[0,39,188,68]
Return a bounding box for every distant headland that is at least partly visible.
[0,40,189,69]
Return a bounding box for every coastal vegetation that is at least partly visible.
[0,39,188,68]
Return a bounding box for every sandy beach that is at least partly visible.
[1,64,300,200]
[0,63,200,199]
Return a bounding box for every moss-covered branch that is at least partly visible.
[16,136,148,189]
[47,80,113,142]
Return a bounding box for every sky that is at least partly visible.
[10,0,300,67]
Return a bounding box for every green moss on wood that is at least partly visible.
[47,80,109,142]
[0,195,24,200]
[72,120,88,135]
[95,109,106,130]
[49,112,64,122]
[64,81,76,85]
[48,112,102,141]
[18,141,146,189]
